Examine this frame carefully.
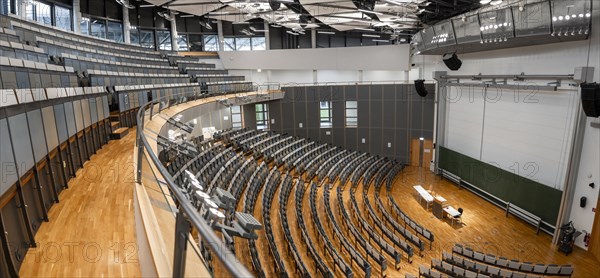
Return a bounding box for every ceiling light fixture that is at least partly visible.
[480,0,492,4]
[362,34,381,38]
[318,31,335,35]
[372,39,389,43]
[490,0,503,5]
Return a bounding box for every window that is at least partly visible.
[188,34,203,51]
[90,18,106,39]
[80,17,90,35]
[177,34,189,51]
[1,0,8,15]
[54,5,71,31]
[157,30,172,50]
[255,104,269,130]
[107,21,123,42]
[140,29,155,49]
[223,37,235,51]
[236,37,251,51]
[319,101,332,128]
[345,101,358,127]
[251,37,266,50]
[231,106,243,129]
[130,27,140,45]
[26,1,51,25]
[203,35,218,51]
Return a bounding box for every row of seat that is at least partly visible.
[309,182,354,278]
[6,15,161,58]
[0,39,47,63]
[452,244,574,277]
[295,181,334,278]
[261,169,288,277]
[278,176,310,277]
[443,251,540,278]
[323,184,374,277]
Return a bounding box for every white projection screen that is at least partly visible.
[444,84,579,190]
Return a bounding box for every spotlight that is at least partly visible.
[558,16,564,20]
[586,13,591,17]
[414,80,428,97]
[552,16,557,21]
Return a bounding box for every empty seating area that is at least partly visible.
[166,127,461,278]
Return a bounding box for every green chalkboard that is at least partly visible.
[439,147,562,224]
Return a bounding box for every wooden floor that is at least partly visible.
[20,130,142,277]
[19,129,600,278]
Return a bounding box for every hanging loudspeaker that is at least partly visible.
[269,0,281,11]
[414,80,428,97]
[581,83,600,117]
[443,52,462,71]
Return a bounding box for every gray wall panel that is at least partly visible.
[96,97,105,121]
[306,101,319,129]
[307,128,319,142]
[72,100,84,132]
[270,84,435,163]
[0,119,18,195]
[293,101,306,132]
[42,106,59,150]
[344,85,357,100]
[383,84,396,100]
[81,99,91,127]
[53,104,69,142]
[369,100,383,128]
[89,98,99,124]
[345,128,357,151]
[27,109,48,162]
[382,101,396,129]
[357,85,370,100]
[64,102,77,137]
[382,129,396,159]
[9,113,35,176]
[102,96,109,120]
[268,102,282,131]
[280,102,294,130]
[319,129,333,144]
[357,127,369,153]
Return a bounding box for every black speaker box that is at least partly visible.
[443,52,462,71]
[414,80,428,97]
[580,196,587,208]
[269,0,281,11]
[581,83,600,117]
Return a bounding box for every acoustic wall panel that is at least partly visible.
[63,102,77,137]
[53,104,69,142]
[444,85,485,159]
[0,118,18,195]
[102,96,109,120]
[26,109,48,162]
[42,106,59,150]
[96,97,105,121]
[81,99,91,127]
[89,98,98,124]
[8,113,34,176]
[72,100,84,132]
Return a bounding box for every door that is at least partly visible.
[410,138,433,168]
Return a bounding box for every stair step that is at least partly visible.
[110,127,129,140]
[110,122,120,127]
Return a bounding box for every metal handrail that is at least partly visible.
[135,89,255,277]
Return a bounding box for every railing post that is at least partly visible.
[505,202,510,217]
[173,210,191,278]
[136,131,144,183]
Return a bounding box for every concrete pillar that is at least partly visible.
[313,69,318,84]
[311,18,316,48]
[264,21,270,50]
[122,3,131,44]
[170,12,178,51]
[72,0,81,33]
[358,70,363,83]
[217,19,224,51]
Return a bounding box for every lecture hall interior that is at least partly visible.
[0,0,599,277]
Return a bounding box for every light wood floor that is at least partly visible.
[20,130,141,277]
[19,130,600,278]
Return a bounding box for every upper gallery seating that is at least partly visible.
[0,14,258,276]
